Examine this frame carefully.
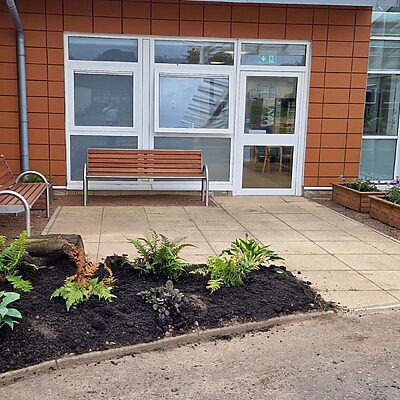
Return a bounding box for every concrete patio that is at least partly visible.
[43,196,400,310]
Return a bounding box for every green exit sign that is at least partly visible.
[258,54,277,65]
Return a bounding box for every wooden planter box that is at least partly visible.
[32,182,53,211]
[332,183,385,213]
[369,195,400,229]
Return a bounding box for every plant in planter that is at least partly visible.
[369,183,400,229]
[127,231,193,281]
[51,240,116,311]
[0,291,22,330]
[0,232,35,292]
[332,177,385,213]
[192,238,283,293]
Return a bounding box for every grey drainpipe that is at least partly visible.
[6,0,29,172]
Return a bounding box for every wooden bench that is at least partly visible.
[84,149,209,207]
[0,155,50,237]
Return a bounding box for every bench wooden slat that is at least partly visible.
[89,149,201,156]
[0,183,46,206]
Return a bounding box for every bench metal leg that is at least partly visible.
[202,164,209,207]
[83,163,88,207]
[0,190,31,237]
[45,184,50,218]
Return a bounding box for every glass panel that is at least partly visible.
[155,40,234,65]
[364,75,400,136]
[74,73,134,127]
[68,36,138,62]
[371,11,400,36]
[369,40,400,70]
[70,135,138,180]
[242,146,293,189]
[159,75,229,129]
[154,137,231,181]
[245,76,297,134]
[360,138,397,180]
[241,44,306,66]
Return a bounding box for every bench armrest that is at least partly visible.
[202,164,209,179]
[16,171,49,185]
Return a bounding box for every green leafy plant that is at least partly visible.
[51,240,116,311]
[0,232,34,292]
[137,280,184,320]
[193,237,283,293]
[385,185,400,204]
[0,291,22,330]
[341,178,378,192]
[127,231,193,281]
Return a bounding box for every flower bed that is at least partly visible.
[332,183,384,213]
[0,233,332,374]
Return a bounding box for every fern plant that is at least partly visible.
[51,240,116,311]
[127,231,193,281]
[0,291,22,330]
[0,232,34,292]
[192,237,283,293]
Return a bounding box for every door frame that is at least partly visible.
[233,70,308,196]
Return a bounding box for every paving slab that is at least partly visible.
[42,197,400,309]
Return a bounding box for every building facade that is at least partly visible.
[0,0,376,195]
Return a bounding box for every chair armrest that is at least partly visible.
[16,171,49,185]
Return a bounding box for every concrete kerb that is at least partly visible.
[0,311,337,387]
[41,205,61,235]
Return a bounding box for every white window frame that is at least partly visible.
[362,36,400,181]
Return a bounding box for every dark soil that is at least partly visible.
[311,197,400,241]
[0,258,331,374]
[0,193,215,239]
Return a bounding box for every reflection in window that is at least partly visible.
[159,75,229,129]
[155,40,234,65]
[74,73,134,127]
[360,138,397,180]
[245,76,297,134]
[242,146,293,188]
[241,43,306,66]
[155,137,231,181]
[363,75,400,136]
[69,37,138,62]
[369,40,400,70]
[371,11,400,36]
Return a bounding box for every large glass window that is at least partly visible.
[369,40,400,70]
[74,73,134,127]
[155,40,234,65]
[371,11,400,37]
[70,135,138,180]
[242,146,293,188]
[360,139,397,180]
[154,137,231,181]
[244,76,297,134]
[69,37,138,62]
[364,74,400,136]
[241,44,306,66]
[158,75,229,130]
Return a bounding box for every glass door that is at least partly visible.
[234,71,306,195]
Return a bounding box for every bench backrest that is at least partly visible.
[87,149,204,177]
[0,155,15,190]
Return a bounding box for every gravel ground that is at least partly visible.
[0,193,214,238]
[1,309,399,400]
[311,196,400,241]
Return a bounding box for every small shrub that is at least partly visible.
[193,238,283,293]
[127,231,193,281]
[51,240,116,311]
[0,291,22,330]
[137,280,184,320]
[0,232,34,292]
[342,178,377,192]
[385,185,400,204]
